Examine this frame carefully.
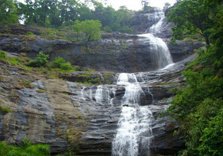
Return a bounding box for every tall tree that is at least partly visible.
[0,0,18,24]
[168,1,223,155]
[167,0,214,45]
[73,20,102,41]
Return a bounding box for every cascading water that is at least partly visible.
[81,85,112,104]
[112,9,173,156]
[112,73,153,156]
[77,8,174,156]
[139,9,173,69]
[149,10,165,34]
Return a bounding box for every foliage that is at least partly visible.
[0,0,18,24]
[0,51,7,59]
[0,105,12,113]
[76,72,101,85]
[0,141,50,156]
[167,0,217,45]
[73,20,102,41]
[168,0,223,155]
[16,0,135,33]
[17,0,85,27]
[91,4,134,33]
[28,52,49,67]
[0,50,20,66]
[50,57,73,71]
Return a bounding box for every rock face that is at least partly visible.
[0,33,203,73]
[131,8,161,33]
[0,8,202,156]
[0,63,86,154]
[0,55,188,155]
[60,71,115,85]
[168,40,205,62]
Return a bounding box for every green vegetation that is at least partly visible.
[0,106,12,114]
[49,57,74,71]
[15,0,135,33]
[0,0,18,24]
[74,72,101,85]
[0,50,23,66]
[91,4,134,33]
[28,52,49,67]
[167,0,223,155]
[0,141,50,156]
[73,20,102,41]
[28,52,78,73]
[167,0,218,45]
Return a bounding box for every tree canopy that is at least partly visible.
[168,0,223,155]
[73,20,102,41]
[167,0,222,45]
[0,0,18,24]
[15,0,135,33]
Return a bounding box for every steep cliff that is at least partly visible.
[0,8,204,156]
[0,27,203,73]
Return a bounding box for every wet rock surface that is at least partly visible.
[0,27,203,73]
[0,52,190,155]
[0,9,200,155]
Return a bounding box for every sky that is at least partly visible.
[17,0,177,10]
[104,0,176,10]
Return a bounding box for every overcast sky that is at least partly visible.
[105,0,176,10]
[17,0,176,10]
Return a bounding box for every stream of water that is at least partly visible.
[112,9,173,156]
[79,8,173,156]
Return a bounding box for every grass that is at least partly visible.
[1,50,107,85]
[0,50,79,79]
[0,141,50,156]
[38,26,80,42]
[0,105,12,113]
[0,50,32,71]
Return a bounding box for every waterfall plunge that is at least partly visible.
[112,73,153,156]
[79,9,174,156]
[112,9,173,156]
[139,9,173,69]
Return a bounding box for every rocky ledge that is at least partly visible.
[0,53,190,155]
[0,25,203,72]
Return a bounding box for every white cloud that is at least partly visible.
[17,0,176,10]
[104,0,176,10]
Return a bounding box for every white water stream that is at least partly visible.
[112,73,153,156]
[79,9,173,156]
[112,9,173,156]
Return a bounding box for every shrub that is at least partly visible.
[0,141,50,156]
[28,52,49,67]
[50,57,73,71]
[73,20,102,41]
[0,106,11,114]
[0,51,7,60]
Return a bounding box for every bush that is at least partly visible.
[28,52,49,67]
[168,45,223,156]
[0,106,11,114]
[0,141,50,156]
[0,51,7,60]
[50,57,73,71]
[73,20,102,41]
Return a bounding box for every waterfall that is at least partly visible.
[78,8,174,156]
[81,85,112,104]
[139,9,173,69]
[112,73,153,156]
[149,10,165,34]
[112,9,173,156]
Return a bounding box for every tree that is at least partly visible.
[168,0,223,155]
[0,0,18,24]
[73,20,102,41]
[167,0,214,45]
